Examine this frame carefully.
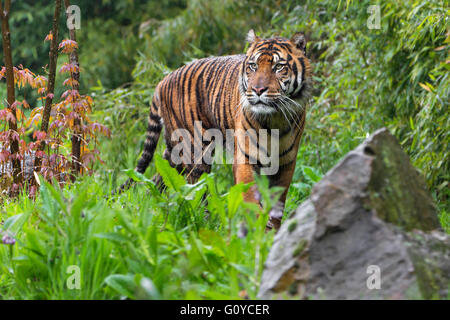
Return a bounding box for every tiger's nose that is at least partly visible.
[252,86,268,96]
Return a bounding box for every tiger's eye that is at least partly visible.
[248,62,257,71]
[274,63,285,71]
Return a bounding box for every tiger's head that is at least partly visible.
[239,30,311,121]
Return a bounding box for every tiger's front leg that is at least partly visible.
[266,122,304,230]
[233,162,260,204]
[266,159,297,231]
[233,125,299,231]
[233,160,295,231]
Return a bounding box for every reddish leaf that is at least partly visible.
[22,100,31,109]
[6,111,16,124]
[0,150,10,162]
[33,131,47,141]
[45,32,53,42]
[58,39,78,54]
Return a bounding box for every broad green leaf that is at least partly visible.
[94,232,128,244]
[154,153,186,191]
[227,183,247,219]
[3,211,32,235]
[137,277,161,300]
[302,166,323,183]
[105,274,136,299]
[123,168,150,182]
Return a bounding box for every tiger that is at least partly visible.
[119,30,311,230]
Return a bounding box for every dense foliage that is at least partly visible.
[0,0,448,299]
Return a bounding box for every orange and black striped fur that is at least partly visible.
[121,30,311,230]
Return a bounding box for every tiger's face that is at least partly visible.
[240,30,311,118]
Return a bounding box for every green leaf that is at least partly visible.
[3,214,23,231]
[137,277,161,300]
[123,168,151,183]
[302,166,323,183]
[105,274,136,299]
[229,262,254,278]
[94,232,128,244]
[70,186,90,217]
[43,180,68,215]
[181,178,207,203]
[227,183,247,219]
[3,211,32,235]
[123,168,160,196]
[202,290,237,300]
[154,153,186,191]
[39,180,59,222]
[205,175,226,225]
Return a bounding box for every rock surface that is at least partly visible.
[258,128,448,300]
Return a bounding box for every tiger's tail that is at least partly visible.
[113,95,162,195]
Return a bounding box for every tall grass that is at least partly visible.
[0,162,277,299]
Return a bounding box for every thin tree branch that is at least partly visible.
[34,0,62,174]
[64,0,82,180]
[0,0,11,19]
[1,0,22,189]
[4,0,10,14]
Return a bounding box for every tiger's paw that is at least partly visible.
[266,203,284,231]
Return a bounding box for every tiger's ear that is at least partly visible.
[247,29,260,44]
[291,32,307,53]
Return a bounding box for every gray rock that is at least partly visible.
[258,128,448,300]
[363,128,438,231]
[258,200,316,298]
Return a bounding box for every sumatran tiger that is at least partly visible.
[119,30,311,230]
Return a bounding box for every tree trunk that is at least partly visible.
[64,0,81,180]
[34,0,62,175]
[0,0,22,189]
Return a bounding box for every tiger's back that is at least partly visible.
[157,55,244,134]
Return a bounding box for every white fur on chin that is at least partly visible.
[249,104,276,115]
